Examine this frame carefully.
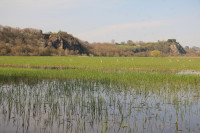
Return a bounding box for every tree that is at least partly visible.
[127,40,134,45]
[121,41,125,45]
[0,49,7,55]
[151,50,161,57]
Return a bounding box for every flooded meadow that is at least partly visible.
[0,57,200,132]
[0,80,200,133]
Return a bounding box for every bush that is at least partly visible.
[151,50,161,57]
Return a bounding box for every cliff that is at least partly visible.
[43,32,89,55]
[168,39,186,54]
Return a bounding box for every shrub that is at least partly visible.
[151,50,161,57]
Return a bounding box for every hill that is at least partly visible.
[0,25,89,56]
[89,39,187,56]
[0,25,196,56]
[43,31,89,55]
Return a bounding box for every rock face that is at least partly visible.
[168,39,186,54]
[43,32,89,55]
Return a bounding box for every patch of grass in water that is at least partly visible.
[0,67,200,90]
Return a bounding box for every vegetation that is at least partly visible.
[1,25,198,57]
[0,56,200,73]
[0,57,200,132]
[79,39,188,56]
[0,24,200,133]
[1,67,200,86]
[150,50,161,57]
[0,57,200,133]
[184,45,200,56]
[0,25,89,56]
[1,79,199,133]
[0,56,200,88]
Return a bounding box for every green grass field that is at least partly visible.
[0,56,200,86]
[0,56,200,72]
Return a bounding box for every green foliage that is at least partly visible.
[0,56,200,73]
[151,50,161,57]
[0,67,200,86]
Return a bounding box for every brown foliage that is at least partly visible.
[0,25,196,57]
[89,43,123,56]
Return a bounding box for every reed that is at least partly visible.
[0,56,200,133]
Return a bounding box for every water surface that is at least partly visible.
[0,80,200,133]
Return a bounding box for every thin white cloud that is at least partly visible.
[77,14,200,44]
[77,20,171,42]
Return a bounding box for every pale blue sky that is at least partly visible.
[0,0,200,47]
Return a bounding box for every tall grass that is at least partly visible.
[0,67,200,87]
[0,80,199,133]
[0,57,200,133]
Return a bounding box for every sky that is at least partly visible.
[0,0,200,47]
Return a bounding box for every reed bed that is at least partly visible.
[0,56,200,133]
[0,67,200,87]
[0,80,199,133]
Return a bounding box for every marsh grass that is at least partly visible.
[0,67,200,87]
[1,56,200,88]
[0,56,200,132]
[0,80,199,133]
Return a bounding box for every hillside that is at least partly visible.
[43,32,89,55]
[89,39,187,56]
[0,25,196,56]
[0,25,89,56]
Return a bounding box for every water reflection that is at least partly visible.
[0,80,200,133]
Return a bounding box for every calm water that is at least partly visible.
[0,80,200,133]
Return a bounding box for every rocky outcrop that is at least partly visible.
[43,32,89,55]
[168,39,186,54]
